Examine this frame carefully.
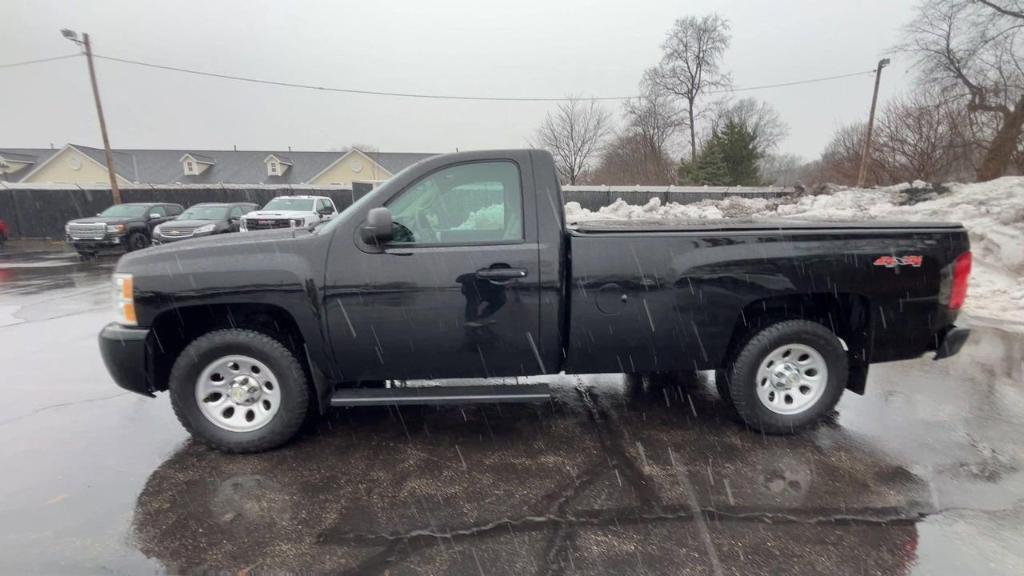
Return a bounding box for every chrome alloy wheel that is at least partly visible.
[195,355,281,432]
[754,343,828,415]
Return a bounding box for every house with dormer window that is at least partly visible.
[0,144,436,186]
[264,154,293,177]
[180,153,216,176]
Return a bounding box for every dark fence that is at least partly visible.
[0,184,367,239]
[0,183,795,239]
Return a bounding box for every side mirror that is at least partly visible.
[149,213,161,220]
[361,207,393,244]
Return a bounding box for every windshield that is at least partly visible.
[99,205,150,218]
[178,205,230,220]
[264,198,314,211]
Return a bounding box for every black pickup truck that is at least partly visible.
[98,150,972,452]
[66,202,183,257]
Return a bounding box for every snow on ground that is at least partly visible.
[565,177,1024,326]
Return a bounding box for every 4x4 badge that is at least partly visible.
[873,255,923,268]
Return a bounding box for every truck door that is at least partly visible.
[325,158,544,382]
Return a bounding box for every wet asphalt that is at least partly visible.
[0,242,1022,575]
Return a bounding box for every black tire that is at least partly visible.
[726,320,847,434]
[126,231,149,251]
[169,329,310,453]
[714,369,732,404]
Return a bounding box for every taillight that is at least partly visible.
[949,251,971,310]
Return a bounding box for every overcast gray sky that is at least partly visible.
[2,0,918,160]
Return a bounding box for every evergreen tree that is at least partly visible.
[716,119,761,185]
[678,119,763,186]
[679,141,729,185]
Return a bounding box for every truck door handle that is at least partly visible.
[475,267,528,283]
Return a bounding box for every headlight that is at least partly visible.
[65,224,72,234]
[113,273,136,326]
[106,224,126,234]
[291,218,305,227]
[194,223,216,234]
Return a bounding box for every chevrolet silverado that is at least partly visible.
[98,150,971,452]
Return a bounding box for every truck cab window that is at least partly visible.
[386,161,522,244]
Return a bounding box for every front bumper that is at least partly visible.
[933,325,970,360]
[67,235,126,253]
[98,322,154,397]
[151,234,189,245]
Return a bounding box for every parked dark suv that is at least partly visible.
[65,202,182,257]
[152,202,257,245]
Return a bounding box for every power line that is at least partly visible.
[0,53,81,69]
[90,53,877,102]
[708,70,877,94]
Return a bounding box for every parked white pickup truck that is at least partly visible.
[240,196,338,231]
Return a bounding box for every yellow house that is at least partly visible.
[1,144,435,186]
[308,148,399,185]
[17,145,132,185]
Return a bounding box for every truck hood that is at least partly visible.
[121,227,313,267]
[68,216,137,225]
[244,210,310,218]
[158,219,220,229]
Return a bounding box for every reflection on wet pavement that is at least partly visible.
[1,245,1022,575]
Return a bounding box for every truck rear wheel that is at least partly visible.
[725,320,847,434]
[169,329,310,453]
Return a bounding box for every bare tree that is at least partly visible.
[591,132,676,185]
[975,0,1024,20]
[652,14,731,162]
[621,71,686,183]
[710,98,789,154]
[533,98,612,184]
[873,92,974,182]
[902,0,1024,180]
[815,91,974,186]
[759,153,804,186]
[818,123,873,185]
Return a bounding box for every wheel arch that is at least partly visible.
[723,292,873,394]
[147,302,330,407]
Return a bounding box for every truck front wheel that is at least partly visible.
[126,231,149,251]
[169,329,310,453]
[725,320,847,434]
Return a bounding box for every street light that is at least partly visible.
[61,29,121,203]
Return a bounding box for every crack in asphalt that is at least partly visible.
[321,504,932,546]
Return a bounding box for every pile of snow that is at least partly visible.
[565,177,1024,325]
[456,203,505,231]
[565,197,726,221]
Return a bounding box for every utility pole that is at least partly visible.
[62,29,121,203]
[857,58,890,188]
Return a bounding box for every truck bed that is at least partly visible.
[564,219,969,375]
[570,218,965,234]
